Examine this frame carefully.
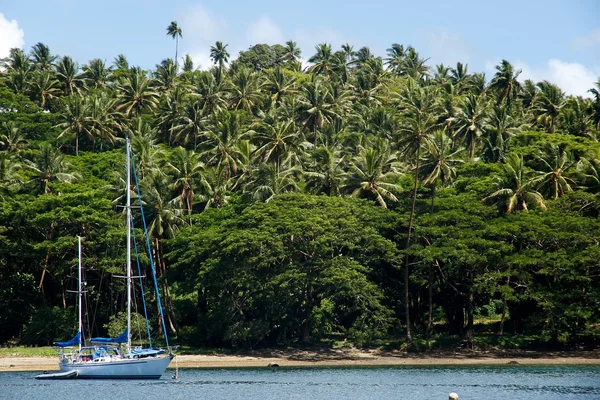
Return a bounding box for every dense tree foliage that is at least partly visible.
[0,36,599,350]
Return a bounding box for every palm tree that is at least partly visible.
[450,62,471,94]
[397,80,439,342]
[280,40,302,63]
[343,140,402,208]
[453,93,489,160]
[25,142,80,194]
[489,59,522,109]
[253,118,301,176]
[182,54,194,73]
[193,70,229,115]
[587,78,600,130]
[228,68,262,113]
[2,48,31,93]
[385,43,406,75]
[533,81,564,133]
[307,43,334,77]
[55,55,82,96]
[29,70,60,109]
[0,121,27,156]
[55,95,90,155]
[296,77,339,141]
[165,147,204,215]
[262,66,298,105]
[534,144,576,199]
[81,58,112,89]
[483,153,546,213]
[0,153,23,197]
[87,92,121,150]
[482,104,523,163]
[154,58,178,92]
[171,101,206,149]
[29,42,56,71]
[117,68,160,117]
[243,162,299,203]
[304,144,347,196]
[210,41,230,74]
[421,130,463,211]
[166,21,183,69]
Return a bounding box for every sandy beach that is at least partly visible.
[1,349,599,372]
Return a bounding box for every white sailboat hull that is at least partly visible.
[59,355,172,379]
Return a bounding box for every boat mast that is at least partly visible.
[78,235,82,353]
[126,138,132,354]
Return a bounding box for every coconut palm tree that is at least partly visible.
[296,77,339,141]
[307,43,334,77]
[171,101,206,149]
[117,68,160,117]
[534,144,576,199]
[343,140,402,208]
[396,80,440,342]
[154,58,178,92]
[165,146,204,215]
[2,48,31,93]
[0,153,23,197]
[253,118,301,175]
[421,130,463,211]
[533,81,564,133]
[262,66,298,105]
[385,43,406,75]
[489,59,522,109]
[243,162,299,203]
[0,121,27,156]
[482,104,523,163]
[228,68,262,113]
[587,78,600,130]
[210,41,230,74]
[166,21,183,69]
[304,144,347,196]
[483,153,546,213]
[29,70,60,109]
[55,56,82,96]
[55,94,90,155]
[453,93,490,160]
[25,142,80,194]
[29,42,56,71]
[194,70,229,115]
[81,58,112,89]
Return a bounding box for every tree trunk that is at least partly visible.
[426,263,433,338]
[498,266,511,336]
[301,266,314,344]
[463,292,474,349]
[404,145,421,343]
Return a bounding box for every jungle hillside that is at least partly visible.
[1,33,600,352]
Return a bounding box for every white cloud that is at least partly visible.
[247,16,285,46]
[0,13,25,59]
[485,58,600,98]
[424,28,474,67]
[572,30,600,50]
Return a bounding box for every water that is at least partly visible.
[1,365,599,400]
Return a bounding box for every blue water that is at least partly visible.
[1,365,599,400]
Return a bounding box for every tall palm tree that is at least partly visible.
[482,104,522,163]
[228,68,262,113]
[55,55,82,96]
[450,62,471,94]
[0,121,27,156]
[483,153,546,213]
[385,43,406,75]
[253,118,300,176]
[588,78,600,130]
[262,66,298,105]
[304,144,347,196]
[55,94,90,155]
[280,40,302,63]
[2,48,31,94]
[397,80,440,342]
[210,41,230,74]
[453,93,489,160]
[421,130,463,211]
[202,111,248,181]
[533,81,564,133]
[307,43,334,77]
[29,70,60,109]
[296,77,339,141]
[534,144,576,199]
[117,68,160,117]
[25,142,80,194]
[165,146,204,215]
[154,58,178,92]
[489,59,522,109]
[171,101,206,149]
[0,153,23,197]
[29,42,56,71]
[343,140,402,208]
[166,21,183,69]
[82,58,112,89]
[243,162,299,203]
[193,70,229,115]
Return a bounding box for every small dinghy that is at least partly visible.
[35,370,78,380]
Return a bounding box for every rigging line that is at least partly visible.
[130,149,170,348]
[130,218,153,348]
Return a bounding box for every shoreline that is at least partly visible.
[2,350,600,372]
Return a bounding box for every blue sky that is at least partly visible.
[1,0,599,96]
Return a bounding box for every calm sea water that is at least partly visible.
[1,365,599,400]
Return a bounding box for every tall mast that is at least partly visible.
[126,138,132,354]
[78,235,82,353]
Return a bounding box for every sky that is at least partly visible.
[1,0,599,97]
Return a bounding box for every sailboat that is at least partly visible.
[37,139,173,379]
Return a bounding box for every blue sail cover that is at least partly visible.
[90,329,128,344]
[54,332,81,347]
